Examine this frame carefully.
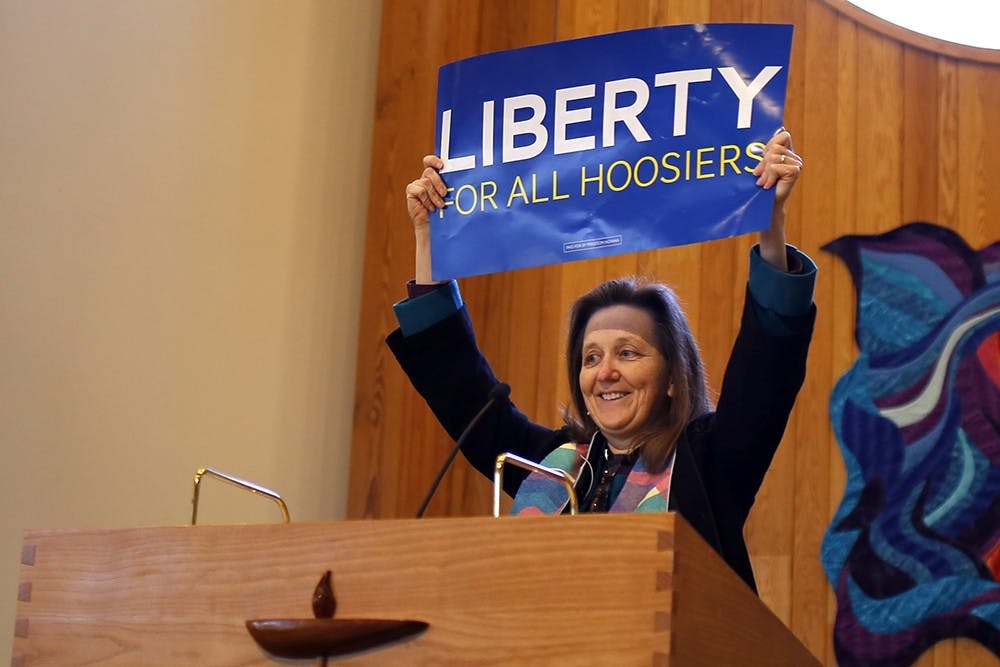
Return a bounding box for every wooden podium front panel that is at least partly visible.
[668,518,821,666]
[13,514,676,665]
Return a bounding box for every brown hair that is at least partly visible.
[564,277,710,472]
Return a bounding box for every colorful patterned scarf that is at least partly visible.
[510,442,674,515]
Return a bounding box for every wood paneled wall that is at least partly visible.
[349,1,1000,664]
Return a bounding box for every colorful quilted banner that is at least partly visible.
[822,222,1000,665]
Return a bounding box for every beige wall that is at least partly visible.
[0,0,381,657]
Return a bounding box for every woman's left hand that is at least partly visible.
[755,128,803,271]
[753,128,803,208]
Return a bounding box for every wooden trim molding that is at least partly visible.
[822,0,1000,64]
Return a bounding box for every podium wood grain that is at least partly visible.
[14,513,818,665]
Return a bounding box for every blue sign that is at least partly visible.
[433,23,794,280]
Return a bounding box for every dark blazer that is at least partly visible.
[387,288,815,593]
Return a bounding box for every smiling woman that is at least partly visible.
[387,129,817,595]
[824,0,1000,63]
[579,307,671,455]
[566,283,704,473]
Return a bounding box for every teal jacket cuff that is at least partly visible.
[393,280,464,336]
[394,246,815,337]
[748,244,817,334]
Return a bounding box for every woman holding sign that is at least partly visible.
[388,129,814,593]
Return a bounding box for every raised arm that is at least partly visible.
[404,154,447,284]
[753,128,803,271]
[709,128,815,516]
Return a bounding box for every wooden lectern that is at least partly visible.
[13,512,818,665]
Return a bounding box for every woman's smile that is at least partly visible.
[579,305,669,452]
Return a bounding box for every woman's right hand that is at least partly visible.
[404,155,447,283]
[405,155,447,232]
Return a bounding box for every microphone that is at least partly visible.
[415,382,511,518]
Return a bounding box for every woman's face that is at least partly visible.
[578,305,669,451]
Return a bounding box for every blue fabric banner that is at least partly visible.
[432,23,793,280]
